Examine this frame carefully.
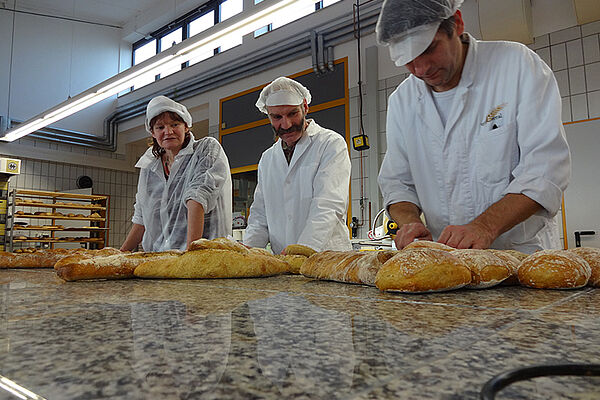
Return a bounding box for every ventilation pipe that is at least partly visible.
[327,46,334,71]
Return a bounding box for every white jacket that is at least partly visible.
[133,136,232,251]
[244,120,352,254]
[378,34,571,253]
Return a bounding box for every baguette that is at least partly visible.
[276,254,308,274]
[189,237,248,253]
[0,248,87,268]
[55,251,181,281]
[403,240,454,251]
[284,244,317,257]
[300,250,396,286]
[134,249,288,279]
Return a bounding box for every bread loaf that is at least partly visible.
[488,249,521,286]
[518,249,591,289]
[569,247,600,287]
[451,249,511,289]
[0,248,90,268]
[403,240,454,251]
[375,248,471,292]
[503,249,530,262]
[189,237,248,253]
[134,249,288,279]
[276,254,307,274]
[55,251,181,281]
[301,250,397,286]
[284,244,317,257]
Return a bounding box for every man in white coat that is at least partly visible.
[243,77,352,254]
[376,0,571,253]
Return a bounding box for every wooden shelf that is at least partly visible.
[13,238,104,243]
[14,227,108,231]
[14,201,106,211]
[15,189,108,201]
[13,214,105,222]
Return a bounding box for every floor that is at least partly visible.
[0,269,599,399]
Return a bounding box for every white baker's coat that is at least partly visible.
[378,33,571,253]
[133,136,232,252]
[244,120,352,254]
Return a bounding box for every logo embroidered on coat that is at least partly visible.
[480,103,507,127]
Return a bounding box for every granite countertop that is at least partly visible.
[0,269,599,399]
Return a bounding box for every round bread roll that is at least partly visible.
[276,254,307,274]
[503,249,530,262]
[568,247,600,287]
[518,249,591,289]
[403,240,454,251]
[284,244,317,257]
[451,249,511,289]
[375,248,472,293]
[488,249,521,285]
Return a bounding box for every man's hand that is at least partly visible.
[394,222,433,249]
[437,221,495,249]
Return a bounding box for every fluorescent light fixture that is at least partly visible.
[0,0,313,143]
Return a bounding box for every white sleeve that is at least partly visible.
[296,135,351,251]
[503,47,571,215]
[377,93,421,211]
[132,169,147,226]
[243,160,269,248]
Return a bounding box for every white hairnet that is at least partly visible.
[145,95,193,133]
[255,77,312,114]
[376,0,463,66]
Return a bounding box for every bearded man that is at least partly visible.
[243,76,352,254]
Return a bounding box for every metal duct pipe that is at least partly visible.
[317,33,326,73]
[311,31,319,74]
[327,46,334,71]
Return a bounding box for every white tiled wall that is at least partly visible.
[10,157,138,249]
[532,22,600,121]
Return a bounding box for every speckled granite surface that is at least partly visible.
[0,269,599,399]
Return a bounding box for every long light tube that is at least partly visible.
[0,0,313,143]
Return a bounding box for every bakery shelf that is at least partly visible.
[12,238,104,243]
[14,189,108,201]
[7,189,110,252]
[14,201,106,211]
[12,214,105,222]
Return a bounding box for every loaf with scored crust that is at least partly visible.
[55,251,181,281]
[375,248,472,293]
[518,249,591,289]
[134,249,288,279]
[451,249,512,289]
[569,247,600,287]
[301,250,397,286]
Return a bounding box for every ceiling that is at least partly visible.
[2,0,175,27]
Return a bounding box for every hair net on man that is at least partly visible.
[255,77,312,114]
[375,0,463,66]
[145,95,193,133]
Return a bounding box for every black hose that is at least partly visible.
[480,363,600,400]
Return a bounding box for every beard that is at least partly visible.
[272,115,306,137]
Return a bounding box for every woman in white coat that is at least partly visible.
[121,96,232,252]
[243,77,352,254]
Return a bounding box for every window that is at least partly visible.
[189,11,215,37]
[254,24,272,38]
[132,39,157,90]
[158,27,183,78]
[219,0,243,22]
